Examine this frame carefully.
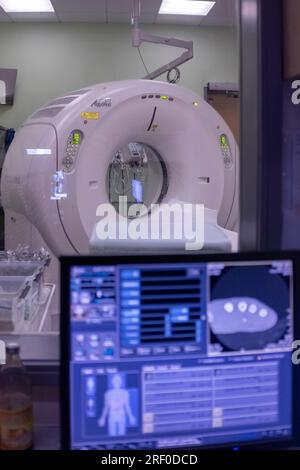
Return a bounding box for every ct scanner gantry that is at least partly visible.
[1,79,239,257]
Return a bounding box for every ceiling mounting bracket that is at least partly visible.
[131,0,194,82]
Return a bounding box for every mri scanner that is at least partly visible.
[1,79,239,258]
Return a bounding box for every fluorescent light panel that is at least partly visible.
[159,0,216,16]
[0,0,54,12]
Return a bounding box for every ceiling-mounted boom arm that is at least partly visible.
[131,0,193,81]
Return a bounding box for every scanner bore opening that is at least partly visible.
[106,142,168,218]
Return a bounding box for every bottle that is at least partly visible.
[0,343,33,450]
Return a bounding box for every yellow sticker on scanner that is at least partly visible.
[81,112,99,120]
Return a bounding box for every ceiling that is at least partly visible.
[0,0,237,26]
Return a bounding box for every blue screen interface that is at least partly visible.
[68,260,294,450]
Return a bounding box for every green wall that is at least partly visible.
[0,23,238,129]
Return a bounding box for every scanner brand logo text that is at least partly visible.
[91,98,112,108]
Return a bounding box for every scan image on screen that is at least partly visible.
[79,369,139,441]
[207,263,292,353]
[67,259,294,450]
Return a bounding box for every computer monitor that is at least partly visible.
[60,253,300,450]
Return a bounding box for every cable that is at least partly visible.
[138,47,150,75]
[167,67,180,84]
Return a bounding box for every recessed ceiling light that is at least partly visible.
[159,0,216,16]
[0,0,54,13]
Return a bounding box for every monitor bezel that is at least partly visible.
[60,251,300,450]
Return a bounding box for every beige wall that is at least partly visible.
[0,22,238,129]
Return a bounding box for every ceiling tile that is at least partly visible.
[107,0,161,15]
[51,0,106,13]
[209,0,237,18]
[141,0,162,14]
[108,0,132,13]
[0,0,236,25]
[108,10,156,24]
[56,11,107,22]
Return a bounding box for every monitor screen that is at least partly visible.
[61,255,295,450]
